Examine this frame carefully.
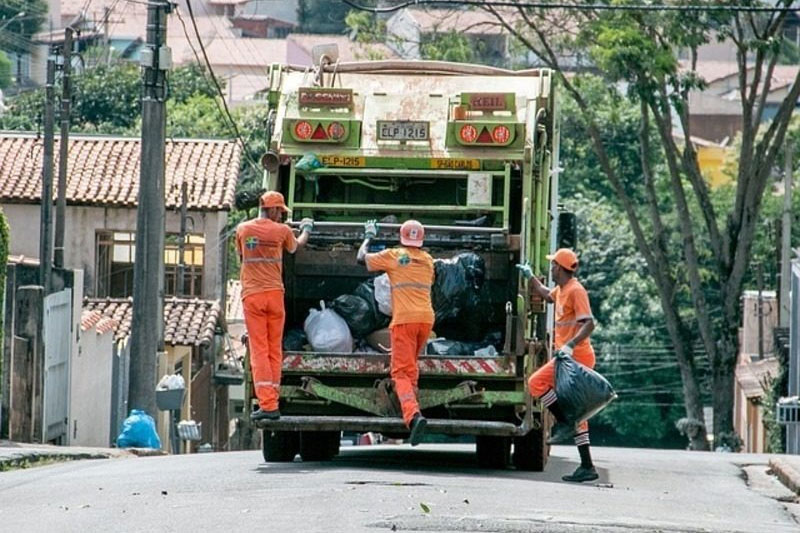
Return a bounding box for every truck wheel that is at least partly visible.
[300,431,341,462]
[262,430,299,462]
[513,428,548,471]
[475,436,511,469]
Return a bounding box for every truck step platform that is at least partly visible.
[253,416,528,437]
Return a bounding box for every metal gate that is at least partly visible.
[43,289,72,442]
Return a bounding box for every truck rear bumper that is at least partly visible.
[253,416,530,437]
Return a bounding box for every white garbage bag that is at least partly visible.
[374,273,393,316]
[304,301,354,353]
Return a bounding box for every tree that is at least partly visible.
[0,50,11,89]
[484,1,800,449]
[0,1,47,56]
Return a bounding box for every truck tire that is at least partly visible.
[475,436,511,469]
[262,430,300,462]
[512,428,548,471]
[300,431,341,462]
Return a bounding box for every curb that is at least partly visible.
[0,451,121,472]
[769,457,800,495]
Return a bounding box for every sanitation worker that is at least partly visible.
[236,191,313,421]
[518,248,599,482]
[357,219,433,446]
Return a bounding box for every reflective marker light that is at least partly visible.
[492,125,511,144]
[294,121,313,140]
[459,124,478,143]
[327,122,346,140]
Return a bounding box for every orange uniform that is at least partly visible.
[366,247,434,425]
[529,277,595,432]
[236,218,298,411]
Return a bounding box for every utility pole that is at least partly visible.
[779,142,793,328]
[39,59,56,293]
[128,1,172,416]
[178,181,188,296]
[54,27,72,269]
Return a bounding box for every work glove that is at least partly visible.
[299,217,314,234]
[515,262,534,280]
[364,219,379,239]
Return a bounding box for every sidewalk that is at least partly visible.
[0,440,134,471]
[769,455,800,495]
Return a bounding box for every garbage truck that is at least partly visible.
[246,55,563,470]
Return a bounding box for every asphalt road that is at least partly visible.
[0,443,798,533]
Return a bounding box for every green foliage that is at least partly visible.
[299,0,373,34]
[420,31,475,63]
[166,95,230,138]
[0,50,11,89]
[71,62,142,132]
[169,63,219,104]
[0,1,48,54]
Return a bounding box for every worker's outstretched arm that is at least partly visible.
[357,219,378,265]
[516,262,554,303]
[296,218,313,249]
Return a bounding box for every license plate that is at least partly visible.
[377,121,429,141]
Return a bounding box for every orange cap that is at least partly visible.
[546,248,578,271]
[260,191,291,212]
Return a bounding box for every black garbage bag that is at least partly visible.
[554,352,617,424]
[427,339,485,356]
[354,278,391,331]
[432,252,486,324]
[283,329,307,351]
[331,294,376,338]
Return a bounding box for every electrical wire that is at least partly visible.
[180,1,263,176]
[342,0,800,13]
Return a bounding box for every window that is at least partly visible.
[164,234,205,297]
[96,231,205,298]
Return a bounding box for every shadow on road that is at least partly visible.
[254,445,590,484]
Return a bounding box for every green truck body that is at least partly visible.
[247,59,561,470]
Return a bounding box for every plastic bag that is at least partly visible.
[156,373,185,391]
[116,409,162,449]
[374,273,393,316]
[554,352,617,423]
[283,329,307,351]
[354,278,390,330]
[331,294,376,338]
[295,153,324,172]
[304,301,353,353]
[432,253,486,323]
[426,339,485,356]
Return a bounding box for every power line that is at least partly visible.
[342,0,800,14]
[179,1,262,176]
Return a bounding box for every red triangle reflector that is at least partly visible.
[476,127,493,143]
[311,124,328,140]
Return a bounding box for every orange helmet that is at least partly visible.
[546,248,579,271]
[260,191,291,212]
[400,220,425,247]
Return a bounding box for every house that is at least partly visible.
[734,290,780,452]
[0,132,240,300]
[81,296,230,451]
[286,33,398,64]
[386,7,510,67]
[686,60,800,144]
[231,0,299,39]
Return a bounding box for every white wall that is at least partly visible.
[0,203,228,299]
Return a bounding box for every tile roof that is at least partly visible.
[0,133,241,211]
[80,310,119,335]
[83,297,222,347]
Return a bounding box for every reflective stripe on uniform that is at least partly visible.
[392,282,432,290]
[555,317,593,327]
[255,381,280,389]
[243,257,282,264]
